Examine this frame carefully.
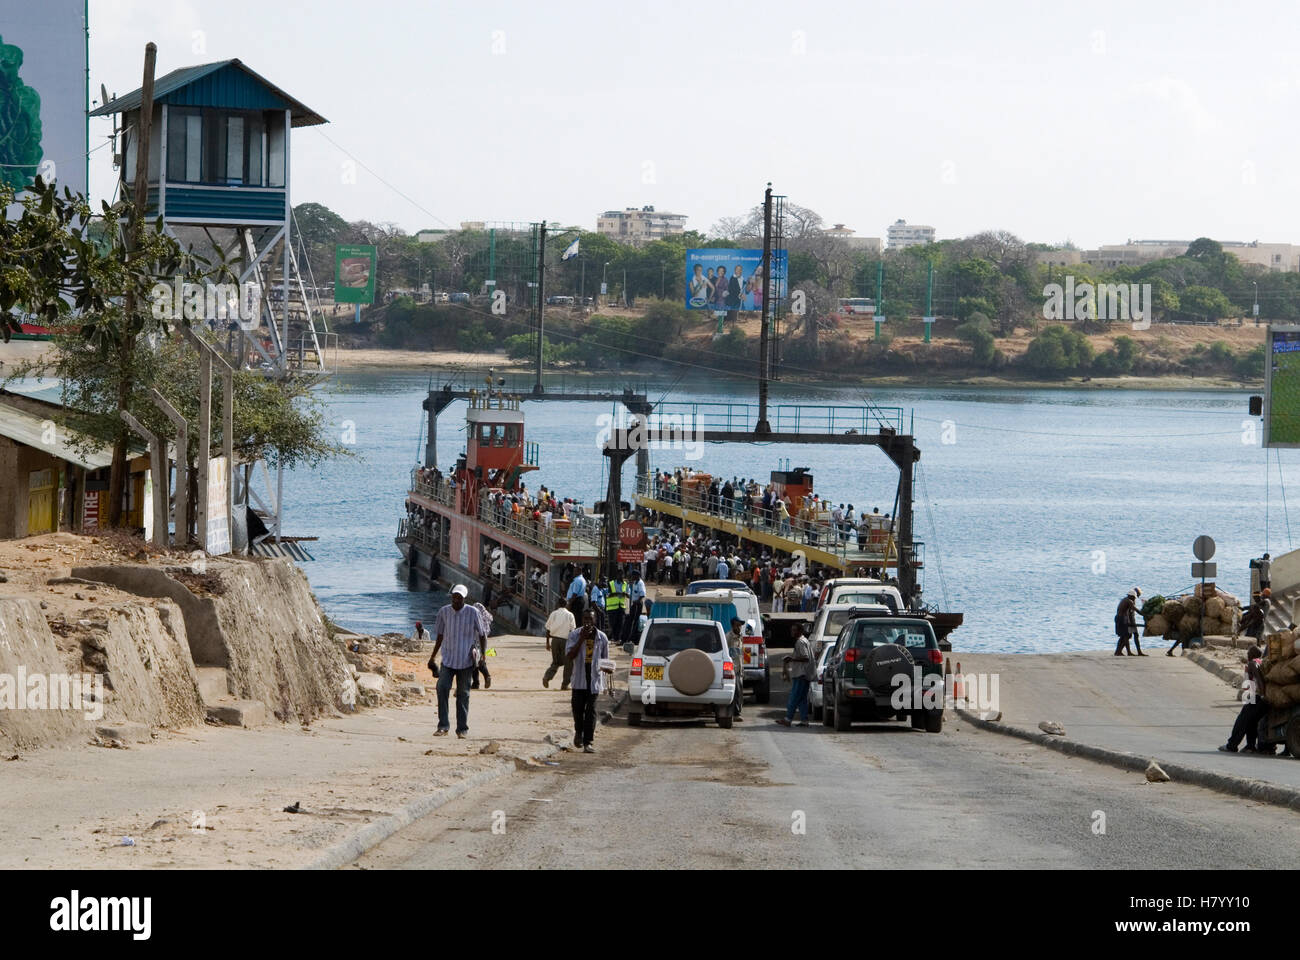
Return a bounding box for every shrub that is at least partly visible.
[1022,325,1094,377]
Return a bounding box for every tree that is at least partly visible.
[292,202,350,248]
[955,313,996,365]
[1023,325,1094,377]
[1176,285,1233,322]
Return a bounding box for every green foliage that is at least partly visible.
[1140,596,1165,619]
[1093,334,1138,375]
[955,313,995,365]
[457,323,495,352]
[1176,285,1233,322]
[1235,344,1266,380]
[1022,325,1094,377]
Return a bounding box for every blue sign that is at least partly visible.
[685,249,787,311]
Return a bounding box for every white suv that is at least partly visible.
[627,618,737,728]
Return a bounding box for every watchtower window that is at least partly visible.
[493,425,506,447]
[165,107,275,186]
[505,425,519,447]
[478,424,492,444]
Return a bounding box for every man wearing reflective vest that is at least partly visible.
[606,574,629,646]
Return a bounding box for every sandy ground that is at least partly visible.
[333,347,526,370]
[0,633,612,869]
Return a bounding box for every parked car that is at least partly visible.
[822,616,944,733]
[686,579,754,596]
[808,643,837,722]
[449,292,471,303]
[627,618,737,728]
[817,577,904,613]
[650,591,768,702]
[808,603,891,660]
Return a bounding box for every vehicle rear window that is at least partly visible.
[644,624,723,655]
[823,609,858,637]
[844,621,935,650]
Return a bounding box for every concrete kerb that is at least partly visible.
[310,680,629,869]
[1185,649,1244,689]
[954,707,1300,812]
[306,740,563,870]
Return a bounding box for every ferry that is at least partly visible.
[396,389,602,633]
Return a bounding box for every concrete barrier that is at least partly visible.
[955,706,1300,812]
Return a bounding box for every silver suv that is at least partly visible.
[627,618,738,728]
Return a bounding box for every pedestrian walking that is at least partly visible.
[566,566,589,618]
[565,610,610,753]
[626,571,647,645]
[431,584,487,739]
[1238,590,1270,644]
[1114,588,1144,656]
[727,617,747,722]
[542,598,577,689]
[1258,553,1272,591]
[776,625,813,727]
[589,578,607,632]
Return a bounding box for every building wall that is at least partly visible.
[0,438,63,539]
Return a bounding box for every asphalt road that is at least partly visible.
[353,678,1300,869]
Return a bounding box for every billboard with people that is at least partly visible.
[685,249,787,311]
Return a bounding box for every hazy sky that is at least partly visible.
[85,0,1300,247]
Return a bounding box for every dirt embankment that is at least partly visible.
[0,533,350,751]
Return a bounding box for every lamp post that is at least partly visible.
[602,261,610,306]
[1253,281,1260,325]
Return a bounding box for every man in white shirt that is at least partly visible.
[542,598,578,689]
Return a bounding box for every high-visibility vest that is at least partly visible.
[607,580,628,611]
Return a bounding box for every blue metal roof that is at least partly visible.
[90,59,326,127]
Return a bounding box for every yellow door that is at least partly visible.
[27,469,56,535]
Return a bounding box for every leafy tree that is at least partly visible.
[955,313,996,365]
[1023,325,1094,377]
[1176,285,1233,322]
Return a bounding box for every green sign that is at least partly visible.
[334,244,376,304]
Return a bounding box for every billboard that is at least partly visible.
[685,249,787,311]
[0,1,88,203]
[1264,326,1300,447]
[334,244,377,304]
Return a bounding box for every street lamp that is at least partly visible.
[602,261,610,306]
[1253,281,1260,326]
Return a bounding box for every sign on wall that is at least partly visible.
[334,244,377,304]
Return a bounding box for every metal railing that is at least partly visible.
[653,402,905,435]
[410,471,457,508]
[397,518,442,554]
[635,474,907,565]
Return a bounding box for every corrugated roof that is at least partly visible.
[90,59,326,127]
[0,402,115,470]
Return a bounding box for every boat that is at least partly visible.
[396,389,602,633]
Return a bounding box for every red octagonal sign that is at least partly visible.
[618,519,645,548]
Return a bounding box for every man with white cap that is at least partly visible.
[1114,587,1143,656]
[431,584,488,738]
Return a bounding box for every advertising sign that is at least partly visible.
[206,456,231,555]
[685,248,787,311]
[0,1,88,207]
[334,244,377,304]
[1264,326,1300,447]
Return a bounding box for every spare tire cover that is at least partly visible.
[865,643,914,692]
[669,648,716,696]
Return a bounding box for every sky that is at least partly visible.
[77,0,1300,248]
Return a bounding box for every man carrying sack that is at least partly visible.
[565,609,611,753]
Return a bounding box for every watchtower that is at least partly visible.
[91,59,333,373]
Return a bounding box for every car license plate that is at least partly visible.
[644,664,664,681]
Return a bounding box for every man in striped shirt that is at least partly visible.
[431,585,488,739]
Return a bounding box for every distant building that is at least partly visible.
[1033,248,1084,268]
[1083,240,1190,268]
[825,224,882,252]
[886,219,935,249]
[596,205,687,245]
[1220,241,1300,272]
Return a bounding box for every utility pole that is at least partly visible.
[579,257,585,310]
[109,41,156,528]
[534,221,546,395]
[756,183,773,435]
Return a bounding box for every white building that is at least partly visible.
[825,224,882,252]
[886,219,935,249]
[596,205,688,245]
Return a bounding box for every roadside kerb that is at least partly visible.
[1185,649,1244,689]
[311,673,629,870]
[954,706,1300,812]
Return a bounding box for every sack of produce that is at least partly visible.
[1205,597,1225,620]
[1143,614,1168,637]
[1182,595,1203,617]
[1179,614,1201,636]
[1162,600,1185,623]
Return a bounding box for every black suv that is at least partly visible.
[822,616,944,733]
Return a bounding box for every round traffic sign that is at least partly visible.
[1192,535,1216,561]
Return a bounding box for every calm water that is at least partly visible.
[281,369,1286,653]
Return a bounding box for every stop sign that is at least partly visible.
[618,519,645,548]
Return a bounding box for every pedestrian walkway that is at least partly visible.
[957,651,1300,791]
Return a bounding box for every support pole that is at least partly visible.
[196,351,211,545]
[534,221,547,395]
[757,184,773,435]
[120,410,167,549]
[150,389,188,546]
